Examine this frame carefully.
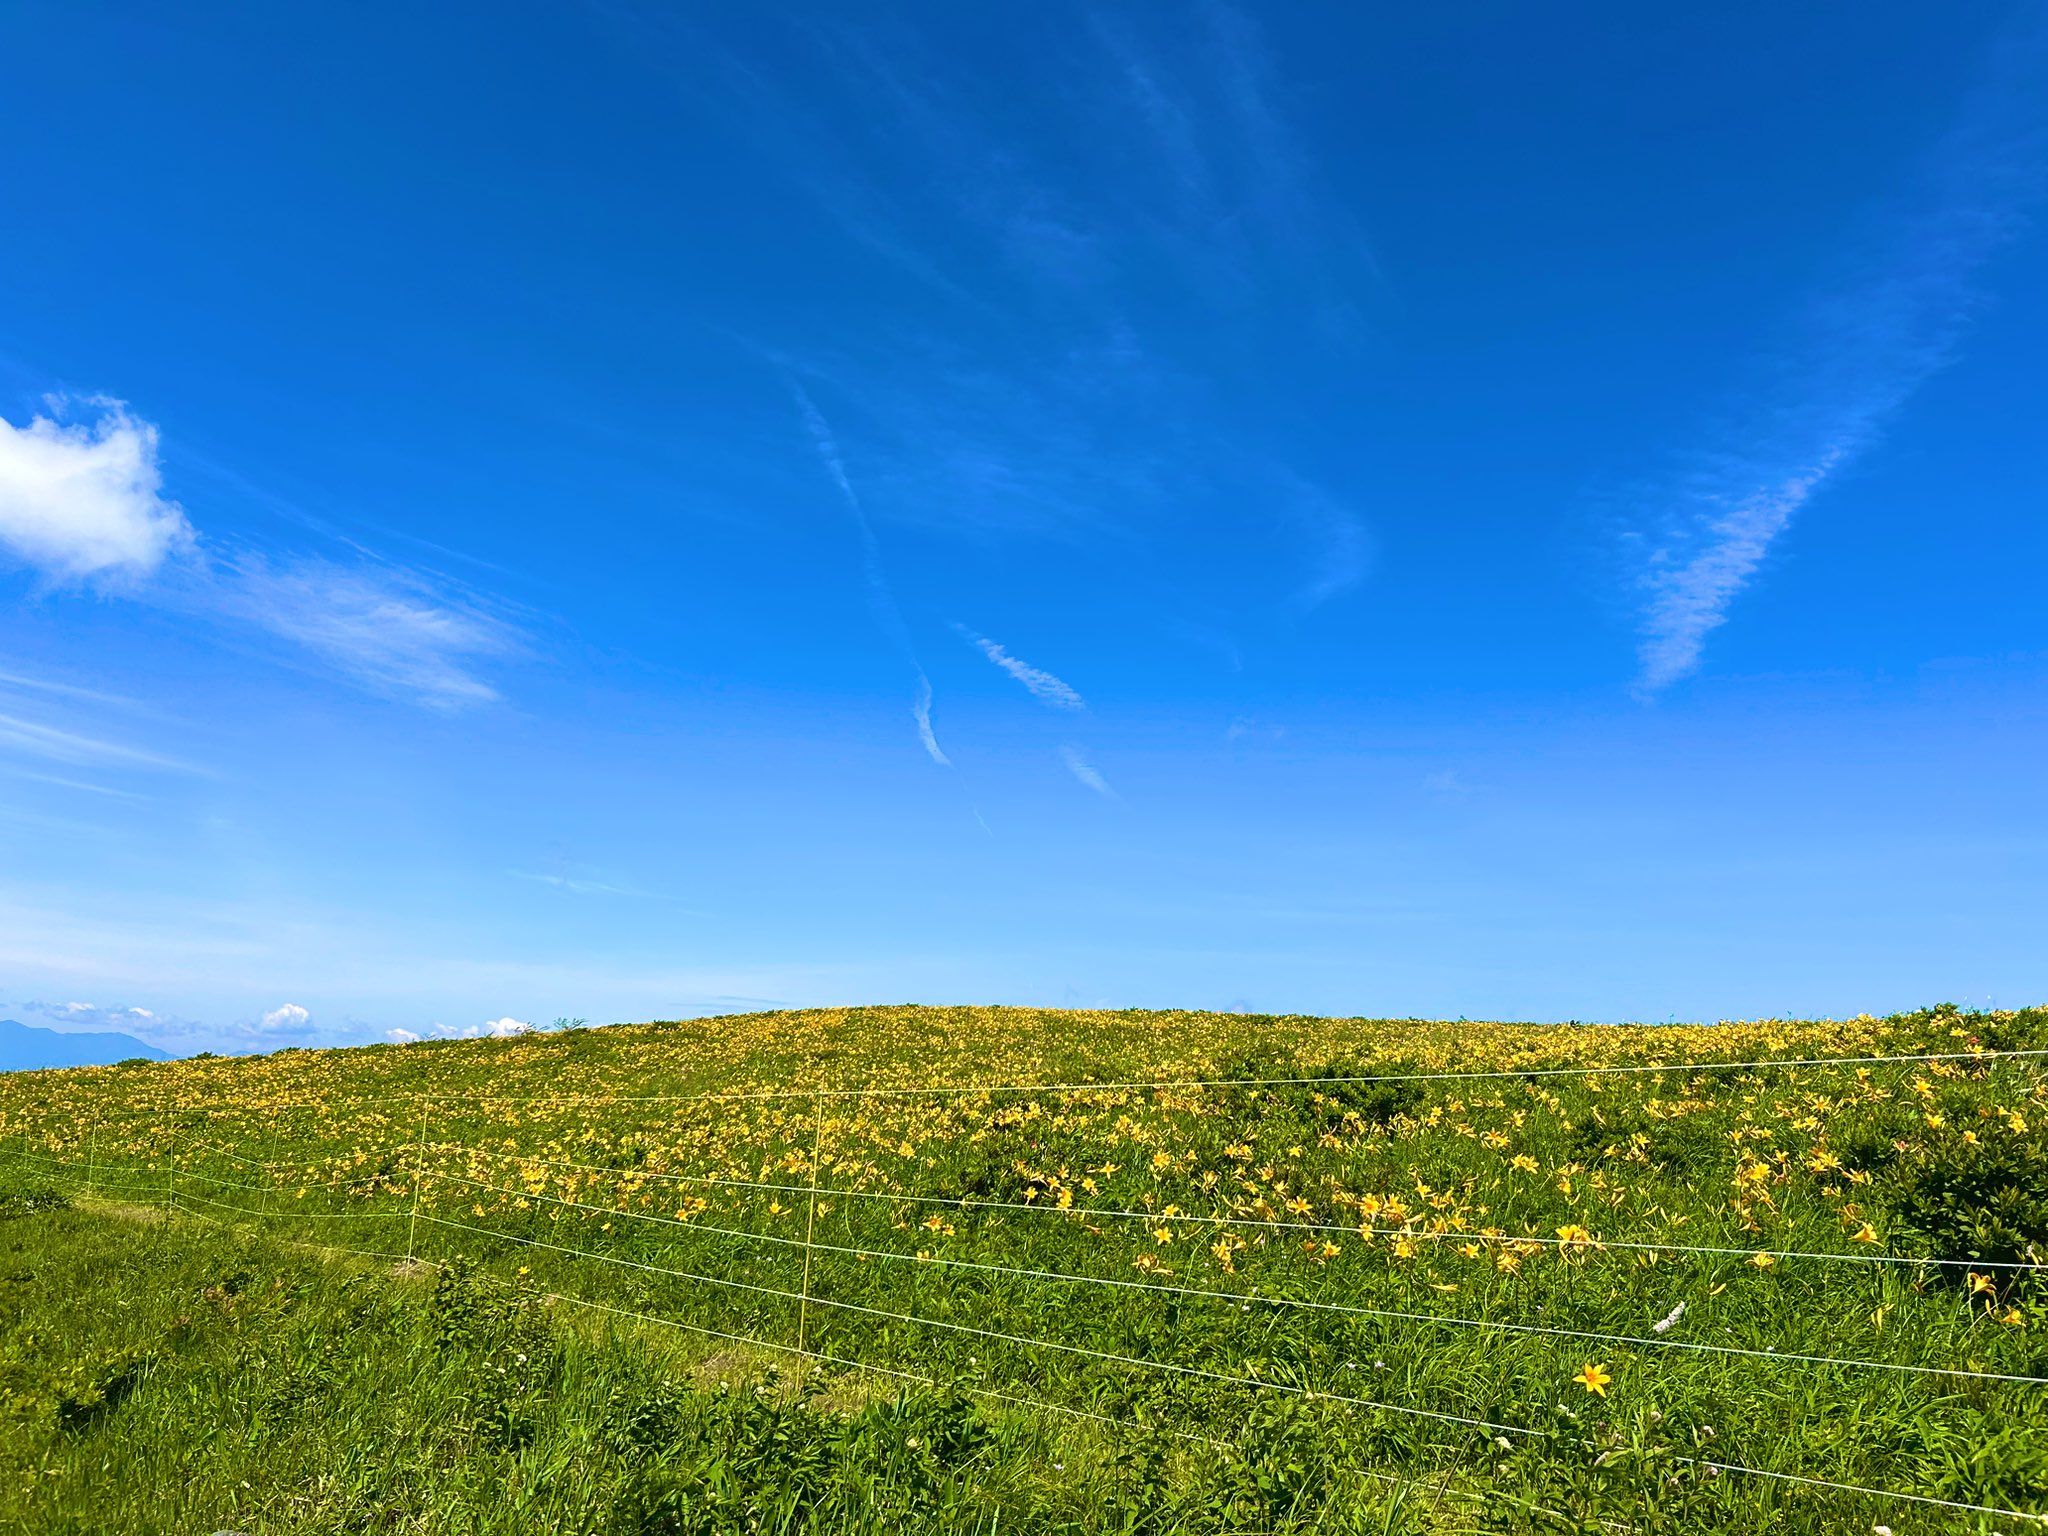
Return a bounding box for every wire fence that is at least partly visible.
[4,1045,2047,1528]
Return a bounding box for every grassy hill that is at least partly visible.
[3,1003,2046,1534]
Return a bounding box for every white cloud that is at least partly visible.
[1284,476,1370,610]
[960,628,1087,710]
[512,871,634,896]
[260,1002,311,1031]
[791,381,951,769]
[0,401,195,582]
[912,674,950,766]
[1636,455,1839,693]
[19,998,170,1038]
[1,399,520,710]
[1626,57,2041,695]
[0,710,193,772]
[382,1016,530,1042]
[225,557,521,709]
[1061,745,1114,797]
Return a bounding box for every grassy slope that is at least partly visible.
[2,1003,2047,1534]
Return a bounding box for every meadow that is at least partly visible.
[2,1003,2045,1534]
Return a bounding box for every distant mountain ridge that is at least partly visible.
[0,1019,170,1073]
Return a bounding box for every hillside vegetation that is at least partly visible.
[3,1003,2047,1534]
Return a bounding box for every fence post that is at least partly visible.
[797,1090,824,1357]
[406,1099,429,1263]
[165,1134,176,1214]
[83,1123,97,1198]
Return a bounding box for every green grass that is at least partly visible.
[2,1002,2046,1533]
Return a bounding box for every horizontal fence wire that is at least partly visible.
[10,1043,2039,1125]
[168,1197,1635,1532]
[6,1061,2048,1531]
[158,1189,1549,1523]
[172,1186,405,1225]
[408,1209,2048,1525]
[417,1164,2048,1388]
[415,1208,1555,1444]
[401,1043,2048,1104]
[461,1266,1604,1528]
[449,1144,2048,1273]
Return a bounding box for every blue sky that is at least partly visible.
[2,3,2044,1054]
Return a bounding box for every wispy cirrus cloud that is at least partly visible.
[1281,474,1371,611]
[957,627,1087,711]
[0,709,194,773]
[1091,0,1376,329]
[790,380,950,766]
[0,397,526,709]
[1625,37,2046,695]
[617,5,1376,620]
[223,555,523,709]
[0,666,136,709]
[1060,745,1115,798]
[911,674,949,767]
[510,869,698,908]
[0,660,189,793]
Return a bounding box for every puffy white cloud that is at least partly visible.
[260,1002,311,1031]
[0,402,194,581]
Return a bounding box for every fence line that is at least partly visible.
[1671,1455,2048,1526]
[417,1208,1557,1444]
[8,1139,2045,1526]
[165,1195,1543,1522]
[397,1043,2048,1105]
[179,1141,2048,1386]
[445,1144,2048,1273]
[13,1043,2035,1126]
[404,1207,2048,1526]
[413,1164,2048,1389]
[18,1124,2046,1275]
[173,1185,401,1225]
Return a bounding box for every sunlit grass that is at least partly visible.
[2,1002,2045,1531]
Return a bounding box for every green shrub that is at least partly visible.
[1884,1134,2048,1280]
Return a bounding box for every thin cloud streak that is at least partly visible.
[0,710,194,773]
[912,674,950,766]
[0,665,137,709]
[1061,745,1115,798]
[1283,475,1371,610]
[0,762,148,799]
[674,4,1376,615]
[1629,35,2045,695]
[223,555,524,709]
[958,627,1087,711]
[789,379,950,768]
